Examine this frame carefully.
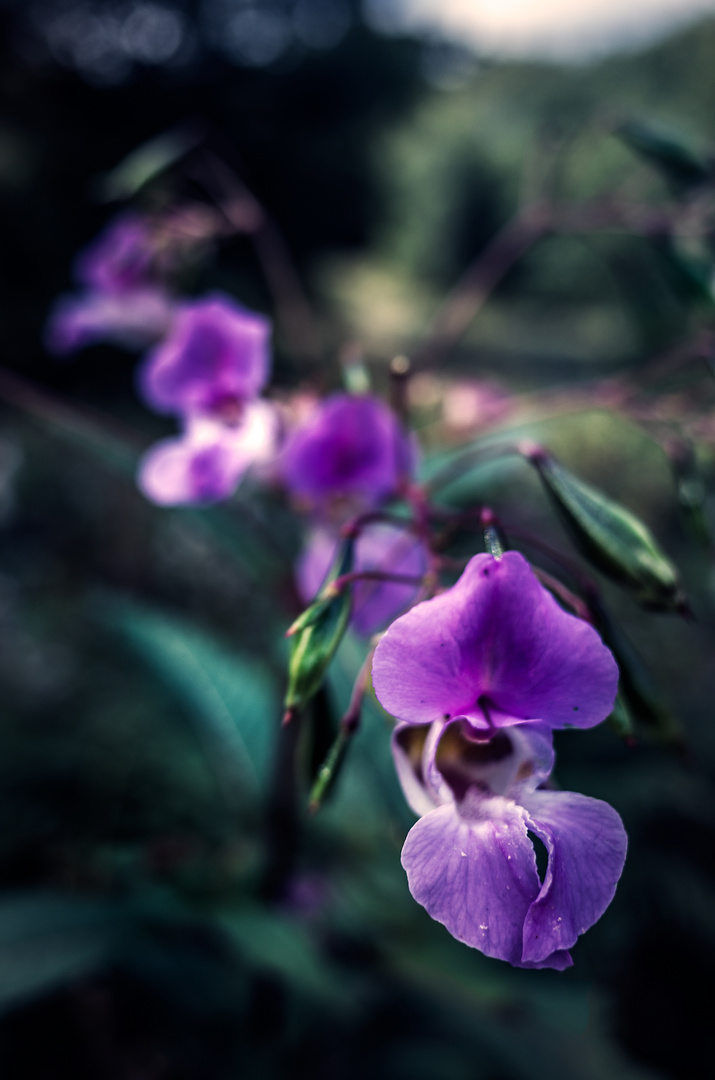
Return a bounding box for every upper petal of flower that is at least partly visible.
[138,295,271,417]
[520,789,628,964]
[401,798,545,967]
[280,394,414,509]
[372,551,618,730]
[74,212,155,294]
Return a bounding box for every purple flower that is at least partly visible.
[391,718,627,968]
[138,295,271,420]
[281,393,414,511]
[137,402,276,506]
[373,551,625,967]
[372,551,618,733]
[74,213,156,294]
[45,288,175,356]
[297,522,428,637]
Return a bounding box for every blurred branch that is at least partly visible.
[412,197,704,370]
[413,205,552,370]
[0,367,140,466]
[192,152,324,365]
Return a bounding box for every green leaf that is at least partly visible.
[591,597,681,744]
[96,596,278,804]
[0,892,126,1014]
[215,906,352,1009]
[668,441,712,547]
[526,448,684,611]
[95,125,202,202]
[615,119,712,190]
[607,693,635,740]
[285,538,354,711]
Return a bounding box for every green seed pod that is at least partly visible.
[284,537,354,711]
[525,446,685,611]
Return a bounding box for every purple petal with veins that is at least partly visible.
[373,551,618,731]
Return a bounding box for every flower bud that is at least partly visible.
[284,537,354,711]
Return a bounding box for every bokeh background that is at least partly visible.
[1,2,715,1077]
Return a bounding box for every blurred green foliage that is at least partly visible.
[1,6,715,1080]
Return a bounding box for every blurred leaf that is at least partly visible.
[654,237,715,307]
[667,440,713,546]
[527,448,684,611]
[591,596,680,743]
[607,692,636,740]
[0,892,126,1014]
[216,906,353,1010]
[95,125,203,202]
[615,119,712,189]
[96,596,278,805]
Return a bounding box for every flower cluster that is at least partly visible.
[372,551,627,968]
[47,209,629,971]
[46,212,276,505]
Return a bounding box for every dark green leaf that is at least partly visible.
[216,906,352,1009]
[96,596,278,803]
[591,596,680,743]
[0,892,127,1014]
[615,119,712,189]
[95,125,202,202]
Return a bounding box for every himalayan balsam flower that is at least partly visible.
[297,522,428,637]
[281,393,414,512]
[74,213,157,295]
[138,404,276,506]
[372,551,626,968]
[138,295,271,421]
[45,213,175,356]
[137,295,274,506]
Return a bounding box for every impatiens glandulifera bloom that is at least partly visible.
[74,213,157,295]
[391,719,627,968]
[45,213,175,357]
[372,551,625,967]
[137,402,276,506]
[297,522,429,637]
[46,288,175,356]
[372,551,619,732]
[138,295,271,421]
[281,393,414,512]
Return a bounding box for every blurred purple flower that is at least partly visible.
[138,295,271,420]
[137,402,277,506]
[281,393,414,512]
[372,551,618,733]
[297,521,428,637]
[391,718,627,968]
[74,212,157,294]
[45,287,175,356]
